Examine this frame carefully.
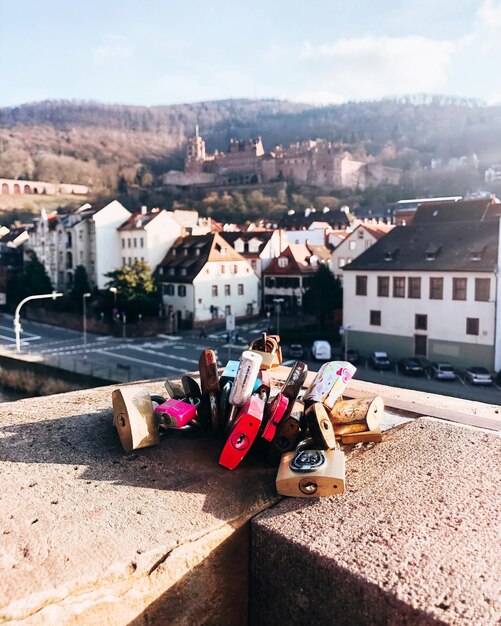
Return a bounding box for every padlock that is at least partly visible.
[227,350,263,429]
[199,349,220,432]
[112,387,165,452]
[219,381,232,432]
[303,361,357,410]
[220,360,240,387]
[305,402,337,449]
[248,332,282,369]
[329,396,383,435]
[281,361,308,408]
[165,378,186,400]
[276,438,345,497]
[270,399,303,454]
[340,428,383,444]
[219,395,265,470]
[255,370,271,403]
[181,375,202,401]
[154,398,198,429]
[261,392,289,441]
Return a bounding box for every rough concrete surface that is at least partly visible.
[251,418,501,626]
[0,382,279,624]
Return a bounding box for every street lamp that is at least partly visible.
[82,292,91,360]
[14,291,63,353]
[273,298,284,336]
[340,324,352,361]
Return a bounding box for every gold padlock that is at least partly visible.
[329,396,383,435]
[112,386,163,452]
[340,428,383,444]
[248,333,282,369]
[276,439,345,498]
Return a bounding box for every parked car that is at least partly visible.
[464,366,492,385]
[289,343,304,359]
[429,361,456,381]
[345,348,360,365]
[311,340,332,361]
[397,357,425,376]
[369,351,391,370]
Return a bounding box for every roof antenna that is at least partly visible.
[195,124,199,138]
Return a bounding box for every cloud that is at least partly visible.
[92,35,135,64]
[299,36,456,100]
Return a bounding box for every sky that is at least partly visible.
[1,0,501,107]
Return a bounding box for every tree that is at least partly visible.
[7,251,53,309]
[70,265,91,302]
[105,260,160,317]
[303,264,343,328]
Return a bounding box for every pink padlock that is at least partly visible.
[155,398,197,429]
[261,393,289,442]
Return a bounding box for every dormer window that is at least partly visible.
[168,268,175,275]
[278,257,288,268]
[195,248,201,256]
[184,248,189,256]
[234,239,245,253]
[384,248,398,262]
[470,247,484,261]
[181,268,187,276]
[425,244,441,261]
[172,249,176,257]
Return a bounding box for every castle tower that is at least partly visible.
[185,126,206,173]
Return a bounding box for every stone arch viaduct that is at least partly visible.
[0,178,89,195]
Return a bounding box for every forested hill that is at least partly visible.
[1,97,501,192]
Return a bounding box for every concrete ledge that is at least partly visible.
[0,383,279,624]
[251,418,501,626]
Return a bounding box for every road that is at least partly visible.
[0,314,499,405]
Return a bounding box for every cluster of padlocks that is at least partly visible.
[112,333,383,498]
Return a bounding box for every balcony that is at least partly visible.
[0,370,499,625]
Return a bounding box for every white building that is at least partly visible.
[117,208,183,271]
[343,198,501,370]
[330,223,394,281]
[157,233,259,327]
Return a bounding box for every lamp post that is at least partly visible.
[109,287,118,314]
[14,291,63,353]
[273,298,284,336]
[341,324,352,361]
[82,292,91,360]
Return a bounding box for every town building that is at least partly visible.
[342,197,501,370]
[391,196,462,225]
[262,243,320,314]
[0,178,89,196]
[117,208,182,270]
[330,223,394,281]
[157,233,259,328]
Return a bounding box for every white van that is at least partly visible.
[311,340,332,361]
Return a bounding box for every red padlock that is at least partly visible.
[219,395,265,470]
[261,392,289,442]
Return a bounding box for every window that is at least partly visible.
[212,285,218,297]
[122,239,125,248]
[133,238,137,247]
[140,237,144,248]
[164,284,174,296]
[181,268,187,276]
[225,285,231,296]
[393,277,405,297]
[122,257,126,266]
[365,240,371,250]
[349,240,356,250]
[238,284,244,295]
[338,258,345,268]
[127,257,131,265]
[466,318,479,335]
[357,230,364,239]
[168,268,175,276]
[220,265,226,274]
[225,305,232,315]
[355,275,367,296]
[178,285,186,297]
[429,277,443,300]
[415,314,427,330]
[79,230,83,240]
[265,277,275,288]
[232,264,238,274]
[475,278,490,302]
[370,310,381,326]
[453,278,467,301]
[278,257,288,268]
[127,238,131,248]
[408,277,421,299]
[377,276,389,297]
[251,260,257,270]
